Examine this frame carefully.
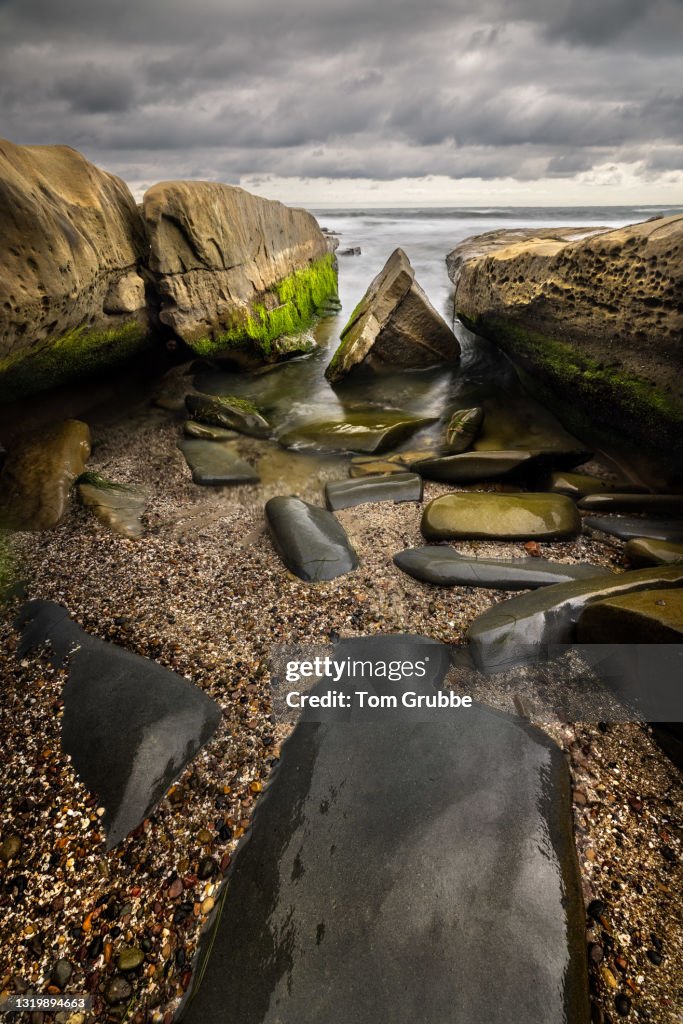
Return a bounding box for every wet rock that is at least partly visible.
[117,948,144,972]
[414,449,590,484]
[466,565,683,673]
[104,978,133,1006]
[183,635,589,1024]
[394,546,612,589]
[348,460,406,478]
[584,516,683,543]
[0,420,91,531]
[183,421,239,441]
[279,411,435,454]
[614,994,631,1017]
[198,857,218,880]
[577,588,683,644]
[0,834,22,862]
[325,248,459,382]
[421,492,581,542]
[266,496,359,581]
[15,601,221,849]
[51,960,73,990]
[185,393,270,438]
[339,246,361,256]
[178,440,259,486]
[77,474,147,540]
[325,473,422,511]
[578,493,683,513]
[545,472,644,500]
[445,407,484,453]
[624,538,683,567]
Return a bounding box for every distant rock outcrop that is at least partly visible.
[447,217,683,466]
[0,139,149,399]
[325,248,459,382]
[142,180,338,361]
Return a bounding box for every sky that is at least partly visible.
[1,0,682,207]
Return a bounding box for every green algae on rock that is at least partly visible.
[185,393,270,438]
[421,492,581,542]
[394,546,612,589]
[624,537,683,568]
[577,588,683,644]
[279,411,436,454]
[445,406,484,453]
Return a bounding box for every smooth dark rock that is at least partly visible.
[338,246,361,256]
[577,588,683,643]
[578,494,683,513]
[414,449,591,484]
[51,959,73,989]
[185,393,270,438]
[105,978,133,1005]
[181,636,589,1024]
[445,407,484,453]
[584,516,683,543]
[325,473,422,511]
[77,474,147,540]
[178,439,259,486]
[265,497,359,581]
[650,723,683,771]
[624,538,683,567]
[394,546,612,589]
[15,601,221,849]
[544,472,645,500]
[466,566,683,673]
[422,492,581,541]
[279,411,436,454]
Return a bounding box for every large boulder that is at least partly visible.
[143,181,338,360]
[448,216,683,468]
[325,248,459,382]
[0,139,149,400]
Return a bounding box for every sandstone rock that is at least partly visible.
[394,546,612,589]
[0,139,149,399]
[143,180,337,360]
[624,537,683,567]
[0,420,91,530]
[421,492,581,542]
[577,588,683,644]
[178,439,259,486]
[279,411,435,454]
[445,406,484,452]
[325,472,422,511]
[265,496,358,581]
[325,248,459,382]
[448,216,683,466]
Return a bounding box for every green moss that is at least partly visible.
[191,254,338,358]
[460,313,683,457]
[0,320,151,403]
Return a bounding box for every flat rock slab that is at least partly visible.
[186,393,270,438]
[179,439,259,486]
[266,496,359,581]
[584,515,683,543]
[578,493,683,513]
[466,565,683,673]
[577,587,683,643]
[422,492,581,541]
[414,449,591,484]
[181,635,588,1024]
[77,477,147,540]
[0,419,91,531]
[183,420,239,441]
[325,247,459,382]
[625,537,683,568]
[325,472,422,511]
[394,546,612,589]
[545,472,645,500]
[15,601,221,849]
[279,411,435,454]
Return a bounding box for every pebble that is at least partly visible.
[615,993,631,1016]
[646,949,663,966]
[587,899,607,921]
[51,959,73,989]
[601,966,618,989]
[198,856,217,880]
[118,947,145,971]
[104,977,133,1005]
[168,878,183,898]
[0,834,22,861]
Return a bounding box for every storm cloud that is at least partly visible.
[0,0,681,200]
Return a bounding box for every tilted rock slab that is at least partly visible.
[15,601,221,849]
[447,216,683,466]
[143,180,337,359]
[180,635,589,1024]
[0,138,149,399]
[394,546,612,589]
[325,248,459,382]
[266,496,358,581]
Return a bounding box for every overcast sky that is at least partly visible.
[1,0,682,206]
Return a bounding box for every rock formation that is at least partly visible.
[143,180,337,361]
[0,139,149,400]
[447,216,683,466]
[325,248,459,382]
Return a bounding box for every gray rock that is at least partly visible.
[178,439,259,486]
[466,565,683,673]
[77,474,147,540]
[414,449,591,484]
[15,601,221,849]
[185,393,270,438]
[265,496,359,581]
[584,516,683,542]
[325,248,459,382]
[394,546,612,589]
[182,635,589,1024]
[422,492,581,541]
[325,473,422,511]
[578,494,683,513]
[338,246,361,256]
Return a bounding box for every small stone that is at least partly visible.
[104,977,133,1005]
[0,835,22,862]
[51,959,73,990]
[198,857,217,880]
[589,943,604,964]
[587,899,607,921]
[117,947,144,972]
[86,935,103,960]
[168,878,183,898]
[201,897,215,915]
[197,829,213,845]
[600,966,618,989]
[660,845,677,864]
[615,993,631,1016]
[646,949,662,966]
